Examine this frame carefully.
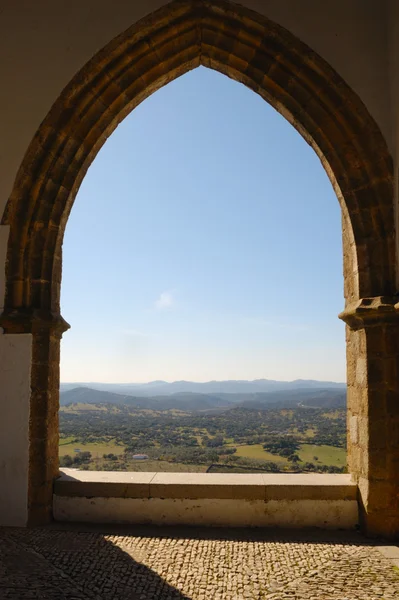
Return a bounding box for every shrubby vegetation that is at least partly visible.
[59,404,346,473]
[60,451,92,468]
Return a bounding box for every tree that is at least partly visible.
[208,451,220,463]
[279,448,293,457]
[74,451,92,465]
[204,435,224,448]
[60,455,73,467]
[288,454,300,463]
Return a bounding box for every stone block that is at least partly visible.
[55,469,155,499]
[349,415,359,445]
[367,358,384,386]
[368,419,388,450]
[367,451,388,480]
[356,357,367,386]
[366,389,387,420]
[149,472,265,500]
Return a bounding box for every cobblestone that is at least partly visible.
[0,527,398,599]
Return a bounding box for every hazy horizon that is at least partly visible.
[60,376,346,385]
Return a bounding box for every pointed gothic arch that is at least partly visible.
[1,0,397,534]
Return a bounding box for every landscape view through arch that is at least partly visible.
[59,67,346,475]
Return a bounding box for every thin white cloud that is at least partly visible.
[154,290,175,310]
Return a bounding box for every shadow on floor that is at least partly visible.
[2,524,397,600]
[2,526,192,600]
[46,521,370,546]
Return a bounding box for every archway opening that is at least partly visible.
[59,67,346,476]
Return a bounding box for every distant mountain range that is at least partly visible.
[60,378,345,397]
[60,388,234,411]
[60,381,346,412]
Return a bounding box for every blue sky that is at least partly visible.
[60,67,345,383]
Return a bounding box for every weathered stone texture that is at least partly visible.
[341,298,399,538]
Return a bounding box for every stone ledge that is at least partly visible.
[55,469,357,501]
[53,497,358,529]
[339,296,399,329]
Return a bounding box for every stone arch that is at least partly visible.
[0,0,396,526]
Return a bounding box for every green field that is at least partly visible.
[298,444,346,466]
[59,436,77,446]
[232,443,346,468]
[233,444,288,464]
[59,439,346,469]
[59,440,124,457]
[95,460,208,473]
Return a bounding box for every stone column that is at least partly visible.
[0,309,69,525]
[340,297,399,539]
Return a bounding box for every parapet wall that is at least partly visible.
[54,470,358,529]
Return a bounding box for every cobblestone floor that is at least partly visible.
[0,526,398,599]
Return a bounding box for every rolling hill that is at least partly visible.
[60,385,346,411]
[60,378,345,397]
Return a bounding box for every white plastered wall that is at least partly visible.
[0,333,31,526]
[0,0,395,525]
[0,226,31,526]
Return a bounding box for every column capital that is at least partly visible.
[339,296,399,329]
[0,308,70,336]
